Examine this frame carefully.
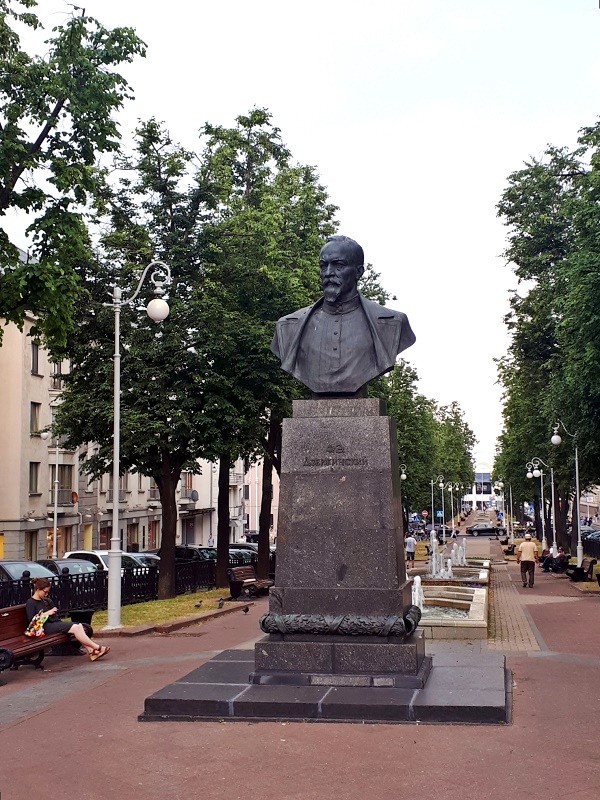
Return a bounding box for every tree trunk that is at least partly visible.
[156,456,181,599]
[216,454,231,589]
[257,418,279,580]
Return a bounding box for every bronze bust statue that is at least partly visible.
[271,235,416,395]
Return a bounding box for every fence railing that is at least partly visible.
[0,551,276,612]
[583,537,600,560]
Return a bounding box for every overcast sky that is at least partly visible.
[9,0,600,471]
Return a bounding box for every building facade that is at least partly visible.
[0,317,248,559]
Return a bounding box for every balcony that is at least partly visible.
[229,471,243,486]
[148,487,160,500]
[50,374,65,390]
[48,488,74,506]
[230,505,243,518]
[180,486,195,499]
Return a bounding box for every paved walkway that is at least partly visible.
[1,531,599,800]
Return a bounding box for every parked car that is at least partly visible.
[37,558,100,576]
[64,550,149,572]
[130,553,160,568]
[0,560,56,582]
[465,522,506,536]
[229,542,258,553]
[159,545,214,562]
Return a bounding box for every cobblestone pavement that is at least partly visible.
[487,563,540,651]
[2,524,600,799]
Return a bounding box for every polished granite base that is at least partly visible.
[139,648,511,725]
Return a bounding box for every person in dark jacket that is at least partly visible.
[26,577,110,661]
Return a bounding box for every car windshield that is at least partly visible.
[2,561,55,579]
[54,560,97,574]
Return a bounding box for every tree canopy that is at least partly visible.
[0,0,146,346]
[495,121,600,548]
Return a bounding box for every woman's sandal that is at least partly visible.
[89,645,110,662]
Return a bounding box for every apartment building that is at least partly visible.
[0,316,247,558]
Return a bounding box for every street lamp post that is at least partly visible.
[41,429,60,557]
[526,460,547,552]
[508,483,514,544]
[551,420,582,567]
[526,458,556,556]
[105,261,171,629]
[447,482,456,538]
[435,474,445,543]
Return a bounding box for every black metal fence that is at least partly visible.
[0,552,276,613]
[583,538,600,560]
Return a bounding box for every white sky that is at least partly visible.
[8,0,600,469]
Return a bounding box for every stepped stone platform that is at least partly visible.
[139,645,511,725]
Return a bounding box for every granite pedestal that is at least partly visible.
[140,398,511,724]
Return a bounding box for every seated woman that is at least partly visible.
[26,577,110,661]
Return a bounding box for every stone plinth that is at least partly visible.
[256,398,424,684]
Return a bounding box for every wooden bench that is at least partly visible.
[227,566,273,600]
[565,557,597,582]
[0,604,72,678]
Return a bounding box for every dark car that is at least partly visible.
[229,542,258,553]
[0,560,56,582]
[160,546,216,562]
[37,558,100,576]
[466,522,506,536]
[130,553,160,568]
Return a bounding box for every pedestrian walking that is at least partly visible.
[405,533,417,564]
[516,533,538,588]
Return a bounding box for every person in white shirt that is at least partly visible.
[405,534,417,565]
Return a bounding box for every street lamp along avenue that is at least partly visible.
[525,459,557,557]
[105,260,171,629]
[551,420,583,567]
[40,426,60,558]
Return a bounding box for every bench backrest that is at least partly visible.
[582,558,596,570]
[0,604,28,639]
[228,566,256,582]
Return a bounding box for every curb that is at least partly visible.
[100,601,254,637]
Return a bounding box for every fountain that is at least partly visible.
[409,533,489,638]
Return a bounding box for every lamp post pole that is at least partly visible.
[508,484,514,544]
[447,482,455,538]
[41,428,60,557]
[430,479,435,533]
[526,459,556,555]
[526,460,547,552]
[551,421,582,567]
[51,437,59,558]
[106,261,171,629]
[435,474,445,543]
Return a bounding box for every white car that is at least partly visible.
[64,550,149,573]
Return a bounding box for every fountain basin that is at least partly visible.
[416,586,488,639]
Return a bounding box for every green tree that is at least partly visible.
[0,0,145,347]
[54,111,338,594]
[495,129,600,550]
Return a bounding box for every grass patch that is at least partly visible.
[86,588,229,629]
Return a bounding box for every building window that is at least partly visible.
[29,462,40,494]
[31,342,40,375]
[181,471,193,499]
[50,464,73,504]
[30,402,41,435]
[243,484,250,500]
[51,362,63,390]
[25,531,38,560]
[137,472,144,492]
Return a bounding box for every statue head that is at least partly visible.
[319,236,365,305]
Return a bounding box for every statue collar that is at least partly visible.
[321,294,361,316]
